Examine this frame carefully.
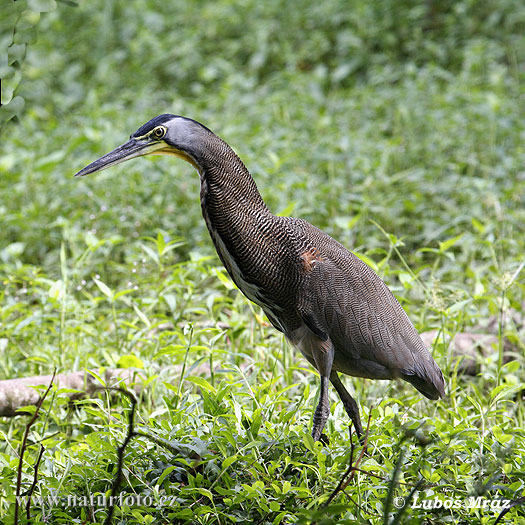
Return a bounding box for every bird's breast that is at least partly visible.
[202,206,292,330]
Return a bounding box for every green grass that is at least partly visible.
[1,0,524,523]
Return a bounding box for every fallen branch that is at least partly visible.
[0,363,254,417]
[0,369,143,417]
[420,330,516,376]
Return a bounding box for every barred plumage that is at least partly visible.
[75,114,446,442]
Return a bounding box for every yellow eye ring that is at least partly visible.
[152,126,166,139]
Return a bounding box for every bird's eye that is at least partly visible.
[152,126,166,139]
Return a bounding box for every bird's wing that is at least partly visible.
[291,219,444,398]
[299,254,410,364]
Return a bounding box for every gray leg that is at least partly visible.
[330,372,363,438]
[311,340,335,442]
[312,375,330,442]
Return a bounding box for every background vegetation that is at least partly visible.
[1,0,524,523]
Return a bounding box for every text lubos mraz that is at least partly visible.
[412,494,511,511]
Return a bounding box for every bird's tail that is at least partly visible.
[401,358,446,400]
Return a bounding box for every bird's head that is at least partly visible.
[75,114,212,177]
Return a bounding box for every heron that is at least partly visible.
[75,114,445,442]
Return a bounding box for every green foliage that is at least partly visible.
[1,0,524,523]
[0,0,62,127]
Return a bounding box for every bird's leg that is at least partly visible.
[312,376,330,442]
[311,340,335,442]
[330,372,363,439]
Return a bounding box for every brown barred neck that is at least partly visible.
[191,132,269,213]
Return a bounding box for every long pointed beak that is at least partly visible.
[74,138,159,177]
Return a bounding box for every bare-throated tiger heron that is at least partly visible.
[75,114,445,441]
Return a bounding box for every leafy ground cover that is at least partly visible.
[1,1,524,523]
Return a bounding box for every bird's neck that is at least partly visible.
[192,134,275,283]
[195,135,269,218]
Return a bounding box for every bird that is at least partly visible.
[75,114,445,442]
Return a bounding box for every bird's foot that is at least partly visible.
[319,433,330,446]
